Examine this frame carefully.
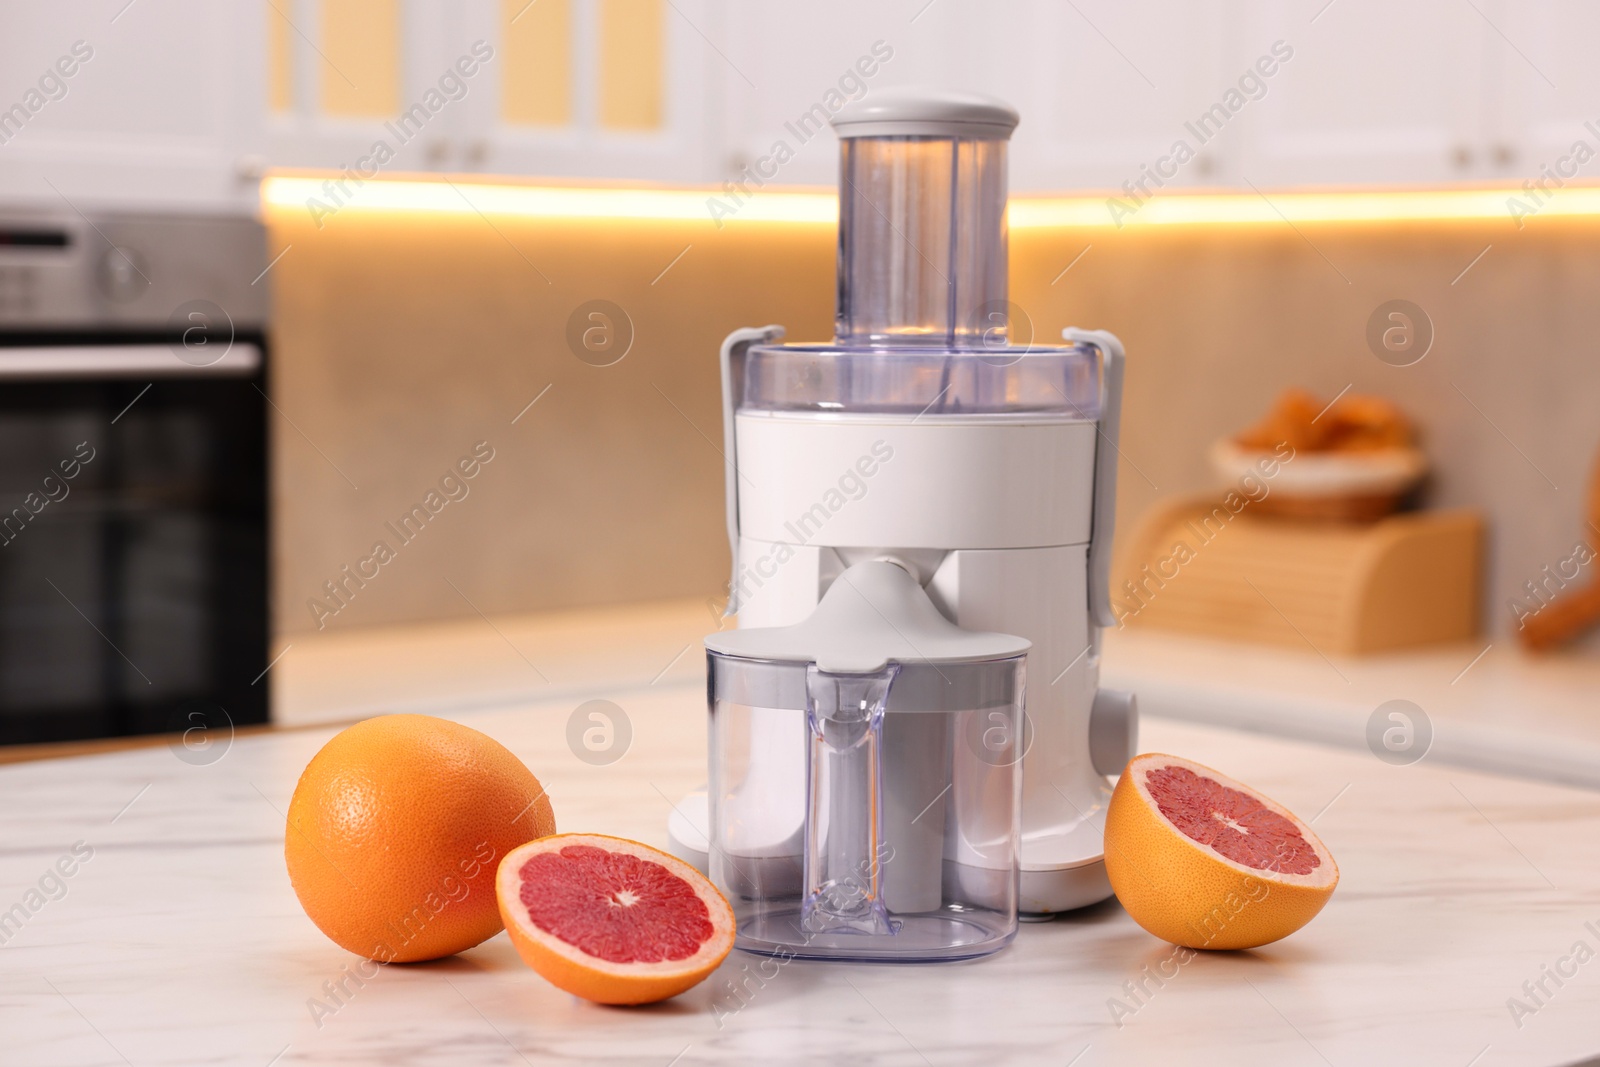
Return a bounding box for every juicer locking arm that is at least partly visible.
[1063,327,1126,631]
[719,325,785,617]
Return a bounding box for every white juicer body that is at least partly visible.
[674,325,1137,915]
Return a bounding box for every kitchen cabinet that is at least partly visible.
[711,0,1549,191]
[716,0,1231,193]
[1231,0,1498,187]
[0,0,264,212]
[1017,0,1232,192]
[267,0,720,184]
[0,0,1583,211]
[1228,0,1595,187]
[1490,0,1600,187]
[466,0,720,183]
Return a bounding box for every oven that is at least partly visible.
[0,212,269,745]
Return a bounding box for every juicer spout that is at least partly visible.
[801,664,898,937]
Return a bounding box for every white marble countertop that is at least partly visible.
[272,599,1600,790]
[269,598,716,728]
[6,677,1600,1067]
[1102,628,1600,790]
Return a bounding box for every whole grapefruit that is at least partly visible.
[285,714,556,962]
[1105,753,1337,950]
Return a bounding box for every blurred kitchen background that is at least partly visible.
[2,1,1597,769]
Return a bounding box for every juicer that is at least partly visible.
[667,89,1137,933]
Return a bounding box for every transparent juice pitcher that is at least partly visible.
[706,560,1028,961]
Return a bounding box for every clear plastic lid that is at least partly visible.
[737,90,1101,420]
[739,342,1102,418]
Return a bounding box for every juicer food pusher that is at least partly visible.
[667,89,1138,917]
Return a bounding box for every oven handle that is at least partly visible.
[0,343,261,379]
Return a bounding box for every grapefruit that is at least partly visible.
[285,714,556,963]
[497,834,734,1004]
[1105,753,1337,950]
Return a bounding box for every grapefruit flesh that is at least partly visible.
[497,834,734,1005]
[285,714,557,963]
[1105,753,1338,950]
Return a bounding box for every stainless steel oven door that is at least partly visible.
[0,340,268,745]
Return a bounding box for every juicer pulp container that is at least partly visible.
[707,560,1029,961]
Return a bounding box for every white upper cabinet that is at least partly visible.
[715,0,1230,193]
[0,0,1581,209]
[1231,0,1488,187]
[715,0,909,189]
[0,0,263,212]
[1487,0,1600,184]
[713,0,1538,192]
[1009,0,1231,193]
[265,0,716,183]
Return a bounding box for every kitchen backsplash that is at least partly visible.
[266,197,1600,645]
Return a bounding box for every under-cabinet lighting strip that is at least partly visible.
[262,174,1596,228]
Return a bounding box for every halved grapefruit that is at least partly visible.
[1105,753,1338,950]
[496,834,734,1004]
